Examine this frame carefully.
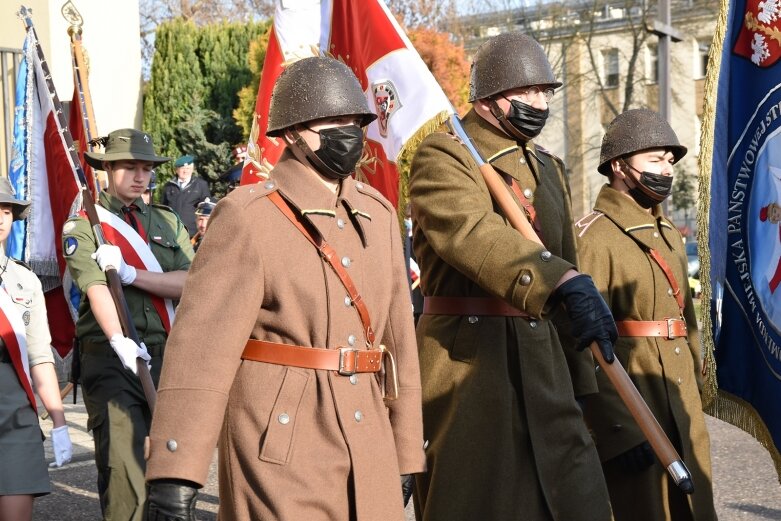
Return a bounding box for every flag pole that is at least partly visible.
[446,114,694,494]
[17,5,157,413]
[62,0,100,198]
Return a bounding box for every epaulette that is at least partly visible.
[9,257,31,271]
[574,211,604,238]
[355,180,393,213]
[535,144,564,165]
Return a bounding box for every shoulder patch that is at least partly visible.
[63,236,79,257]
[355,181,393,212]
[574,211,604,238]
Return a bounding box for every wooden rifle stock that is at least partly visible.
[446,115,693,494]
[18,5,157,413]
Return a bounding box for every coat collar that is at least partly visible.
[270,150,369,245]
[461,109,545,182]
[593,184,676,250]
[99,191,149,215]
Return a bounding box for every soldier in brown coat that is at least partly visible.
[576,109,717,520]
[410,32,616,521]
[144,57,425,520]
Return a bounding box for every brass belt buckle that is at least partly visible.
[338,347,359,376]
[666,318,677,339]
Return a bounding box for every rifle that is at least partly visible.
[18,5,157,413]
[445,115,694,494]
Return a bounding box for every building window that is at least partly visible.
[697,41,710,79]
[648,44,659,84]
[602,48,619,88]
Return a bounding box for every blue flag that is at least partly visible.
[702,0,781,480]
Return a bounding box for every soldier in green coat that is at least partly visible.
[576,109,717,520]
[410,32,616,521]
[62,129,194,521]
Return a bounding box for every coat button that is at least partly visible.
[344,296,352,307]
[354,410,363,422]
[278,413,290,425]
[519,157,526,165]
[667,288,673,296]
[677,377,683,385]
[520,274,532,285]
[523,188,533,199]
[423,440,430,450]
[341,257,351,268]
[468,315,478,324]
[653,232,659,238]
[350,374,358,385]
[356,182,364,189]
[347,335,356,346]
[264,181,275,189]
[337,218,345,229]
[540,251,552,261]
[674,347,681,355]
[529,320,538,329]
[611,424,623,432]
[166,440,178,452]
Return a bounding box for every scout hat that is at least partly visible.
[598,109,687,175]
[195,198,216,217]
[469,32,561,103]
[174,155,195,168]
[85,129,170,170]
[0,177,31,221]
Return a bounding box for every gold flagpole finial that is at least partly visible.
[61,1,83,37]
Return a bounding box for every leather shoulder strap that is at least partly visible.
[267,191,376,346]
[647,248,686,312]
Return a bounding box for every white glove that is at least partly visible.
[109,334,151,375]
[49,425,73,468]
[91,244,137,285]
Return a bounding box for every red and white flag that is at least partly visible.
[9,28,83,358]
[241,0,453,208]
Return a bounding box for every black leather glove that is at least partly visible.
[401,474,415,507]
[146,479,199,521]
[556,274,617,363]
[613,441,655,473]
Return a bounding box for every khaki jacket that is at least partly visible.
[409,110,610,521]
[577,184,715,519]
[146,152,425,520]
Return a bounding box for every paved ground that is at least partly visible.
[31,393,781,520]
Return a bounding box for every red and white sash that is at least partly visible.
[0,285,36,410]
[93,206,176,332]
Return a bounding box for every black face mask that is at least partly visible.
[311,125,365,179]
[623,161,673,209]
[505,98,549,139]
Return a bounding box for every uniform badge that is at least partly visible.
[64,237,78,256]
[22,310,30,326]
[372,80,402,138]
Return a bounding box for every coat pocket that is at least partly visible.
[449,315,486,363]
[259,367,310,465]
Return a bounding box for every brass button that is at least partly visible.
[264,181,275,189]
[540,251,552,261]
[278,413,290,425]
[166,440,178,452]
[354,410,363,422]
[667,288,674,296]
[674,347,681,355]
[653,232,659,238]
[520,274,531,286]
[519,157,526,165]
[344,296,352,307]
[677,377,683,385]
[350,374,358,385]
[341,257,351,268]
[337,218,345,229]
[468,316,478,324]
[347,335,356,346]
[523,188,533,199]
[529,320,537,329]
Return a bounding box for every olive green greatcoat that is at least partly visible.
[576,185,716,520]
[146,152,426,521]
[409,109,611,521]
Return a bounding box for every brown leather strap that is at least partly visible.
[267,191,375,345]
[242,339,383,375]
[423,296,530,317]
[616,319,687,339]
[647,248,686,312]
[506,176,544,243]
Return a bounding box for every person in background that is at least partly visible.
[190,198,216,252]
[0,177,72,521]
[142,171,157,206]
[162,155,211,237]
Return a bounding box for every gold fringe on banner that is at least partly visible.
[697,0,781,484]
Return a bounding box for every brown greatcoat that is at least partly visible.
[145,151,426,520]
[409,109,611,521]
[576,185,716,520]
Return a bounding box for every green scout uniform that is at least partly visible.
[63,191,193,521]
[410,109,610,521]
[577,185,716,520]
